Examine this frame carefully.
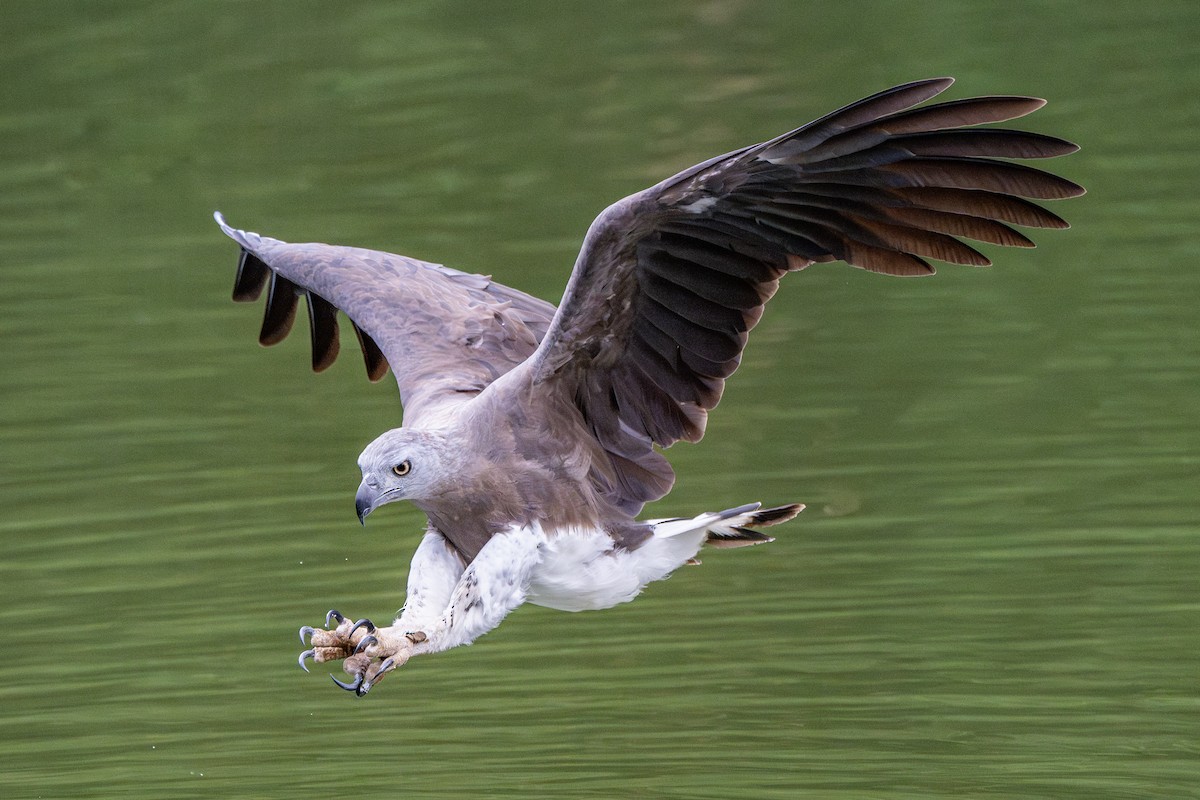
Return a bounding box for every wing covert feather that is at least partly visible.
[215,214,556,424]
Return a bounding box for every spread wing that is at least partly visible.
[515,77,1084,513]
[214,213,556,424]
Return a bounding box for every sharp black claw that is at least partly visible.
[325,609,345,627]
[353,635,378,655]
[331,674,364,693]
[298,625,316,645]
[358,656,397,696]
[349,618,376,637]
[298,649,315,673]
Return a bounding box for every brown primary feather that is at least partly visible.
[232,250,270,302]
[871,158,1083,199]
[258,272,299,346]
[771,94,1050,164]
[765,78,957,158]
[306,293,340,373]
[352,323,389,383]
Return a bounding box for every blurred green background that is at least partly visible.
[1,2,1196,798]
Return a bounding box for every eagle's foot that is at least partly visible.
[297,609,426,696]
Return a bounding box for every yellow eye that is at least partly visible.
[392,460,411,477]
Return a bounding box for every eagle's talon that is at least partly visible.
[325,609,345,627]
[349,618,376,638]
[331,674,363,693]
[297,614,413,693]
[356,656,399,696]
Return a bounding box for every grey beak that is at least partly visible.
[355,482,378,526]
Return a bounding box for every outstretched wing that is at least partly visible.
[214,213,556,424]
[515,77,1084,513]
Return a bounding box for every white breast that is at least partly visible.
[525,523,707,612]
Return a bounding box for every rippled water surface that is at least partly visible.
[2,2,1197,798]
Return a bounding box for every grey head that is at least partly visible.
[354,428,463,524]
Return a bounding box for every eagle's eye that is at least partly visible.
[392,460,412,477]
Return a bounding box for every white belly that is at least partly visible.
[525,524,707,612]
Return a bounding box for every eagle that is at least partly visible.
[215,78,1081,696]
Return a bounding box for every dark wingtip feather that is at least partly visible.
[306,293,341,373]
[353,323,390,382]
[759,78,958,159]
[258,272,299,346]
[232,249,270,302]
[1054,176,1087,198]
[893,129,1081,160]
[898,187,1074,229]
[843,240,936,276]
[875,158,1085,200]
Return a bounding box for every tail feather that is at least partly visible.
[651,502,804,548]
[705,502,804,548]
[738,503,804,527]
[704,527,776,549]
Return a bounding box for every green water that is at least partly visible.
[2,2,1197,798]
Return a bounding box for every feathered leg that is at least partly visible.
[395,530,467,629]
[300,526,543,695]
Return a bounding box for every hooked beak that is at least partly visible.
[355,481,379,526]
[355,480,405,525]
